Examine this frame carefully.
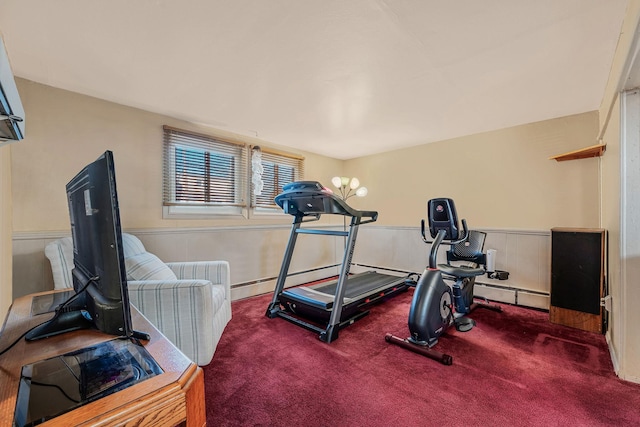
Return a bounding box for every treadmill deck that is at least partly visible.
[281,271,407,311]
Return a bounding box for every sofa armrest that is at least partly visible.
[127,280,216,366]
[166,261,231,301]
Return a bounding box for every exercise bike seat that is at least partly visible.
[438,264,485,278]
[438,230,487,278]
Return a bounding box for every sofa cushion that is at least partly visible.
[45,237,74,289]
[122,233,148,257]
[125,252,178,281]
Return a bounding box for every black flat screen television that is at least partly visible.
[26,150,145,341]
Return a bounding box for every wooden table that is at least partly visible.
[0,290,206,426]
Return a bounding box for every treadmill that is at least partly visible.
[265,181,409,343]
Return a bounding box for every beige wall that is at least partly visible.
[10,79,602,290]
[11,78,344,233]
[10,77,603,310]
[599,0,640,383]
[7,78,345,302]
[12,77,600,234]
[346,112,600,229]
[0,146,11,319]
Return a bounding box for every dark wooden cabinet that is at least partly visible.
[550,228,606,333]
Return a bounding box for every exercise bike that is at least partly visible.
[385,198,502,365]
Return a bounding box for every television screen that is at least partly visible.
[14,338,162,426]
[26,151,137,340]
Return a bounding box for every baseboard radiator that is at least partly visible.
[231,262,550,311]
[474,282,549,310]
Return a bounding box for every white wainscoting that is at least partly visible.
[13,226,551,309]
[351,226,551,310]
[12,225,342,301]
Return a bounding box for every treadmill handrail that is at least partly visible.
[297,228,349,237]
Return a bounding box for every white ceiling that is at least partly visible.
[0,0,629,159]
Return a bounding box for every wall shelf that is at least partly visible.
[549,144,606,162]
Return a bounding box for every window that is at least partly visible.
[163,126,248,218]
[162,126,304,219]
[251,146,304,214]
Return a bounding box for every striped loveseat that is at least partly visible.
[45,233,232,366]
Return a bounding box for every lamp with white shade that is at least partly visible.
[331,176,368,200]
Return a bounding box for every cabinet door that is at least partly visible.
[550,228,605,333]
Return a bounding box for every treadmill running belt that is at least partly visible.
[314,271,402,299]
[282,271,406,311]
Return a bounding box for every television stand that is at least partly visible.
[131,330,151,341]
[0,289,206,426]
[27,293,152,341]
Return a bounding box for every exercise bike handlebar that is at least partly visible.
[421,218,469,269]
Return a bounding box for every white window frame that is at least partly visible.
[162,126,249,219]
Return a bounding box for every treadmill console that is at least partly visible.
[275,180,377,220]
[275,181,332,216]
[281,181,325,192]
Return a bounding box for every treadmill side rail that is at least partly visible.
[266,216,303,318]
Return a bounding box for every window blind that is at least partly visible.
[253,147,304,208]
[163,126,248,207]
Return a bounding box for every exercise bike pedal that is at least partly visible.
[404,272,420,287]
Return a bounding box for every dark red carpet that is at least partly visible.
[203,289,640,426]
